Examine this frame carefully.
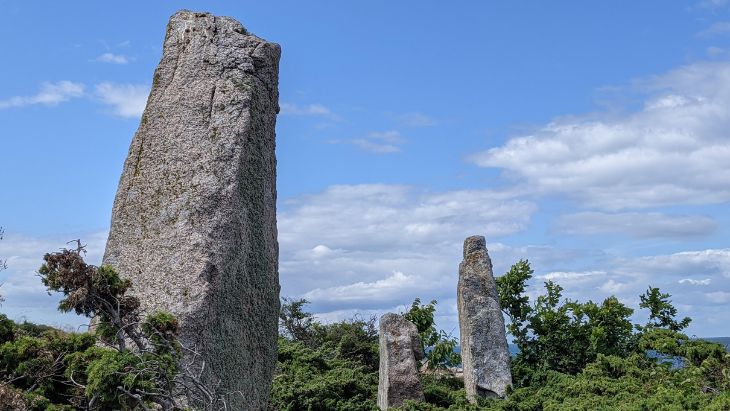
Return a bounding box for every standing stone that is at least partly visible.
[378,313,425,410]
[102,10,280,409]
[457,236,512,401]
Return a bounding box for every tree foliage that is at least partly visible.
[496,259,636,384]
[405,260,730,411]
[279,297,317,343]
[0,246,727,410]
[404,298,461,369]
[0,243,228,410]
[273,298,379,410]
[639,286,692,332]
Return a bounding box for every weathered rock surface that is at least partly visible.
[102,10,280,409]
[378,313,425,410]
[457,235,512,401]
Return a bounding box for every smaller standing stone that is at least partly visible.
[458,235,512,402]
[377,313,425,410]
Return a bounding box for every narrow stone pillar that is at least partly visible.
[377,313,425,409]
[457,235,512,402]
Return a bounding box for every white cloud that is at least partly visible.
[313,305,405,325]
[705,291,730,303]
[351,139,401,154]
[0,81,150,118]
[304,271,432,304]
[280,184,534,252]
[471,61,730,210]
[0,81,84,109]
[618,249,730,280]
[539,270,606,282]
[349,130,406,154]
[556,211,717,238]
[600,279,631,294]
[94,82,149,118]
[706,46,728,57]
[698,21,730,37]
[679,278,712,285]
[278,184,536,311]
[398,112,436,127]
[95,53,129,64]
[369,130,405,144]
[697,0,729,8]
[280,102,335,118]
[311,245,334,258]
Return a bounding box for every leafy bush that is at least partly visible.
[271,338,378,411]
[405,299,461,369]
[0,246,727,410]
[272,298,380,410]
[0,244,226,410]
[496,259,636,383]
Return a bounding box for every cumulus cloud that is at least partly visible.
[539,270,606,282]
[278,184,536,312]
[94,82,150,118]
[599,279,632,294]
[471,61,730,210]
[303,271,434,305]
[351,139,400,154]
[705,291,730,303]
[95,53,130,64]
[0,81,84,109]
[556,211,717,238]
[679,278,712,285]
[398,112,436,127]
[706,46,729,58]
[280,184,534,251]
[350,130,406,154]
[0,81,149,118]
[280,102,336,118]
[698,21,730,37]
[617,249,730,280]
[697,0,729,8]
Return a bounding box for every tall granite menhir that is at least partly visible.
[103,11,280,409]
[457,236,512,402]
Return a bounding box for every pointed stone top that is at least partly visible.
[169,10,249,35]
[167,10,251,43]
[463,235,487,258]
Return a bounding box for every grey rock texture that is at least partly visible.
[102,10,280,409]
[377,313,425,410]
[457,236,512,402]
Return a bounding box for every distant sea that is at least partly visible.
[457,337,729,358]
[705,337,730,349]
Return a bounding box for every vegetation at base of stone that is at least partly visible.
[400,345,730,410]
[273,260,728,411]
[271,298,465,410]
[406,259,729,411]
[405,299,461,369]
[0,244,222,410]
[0,244,727,410]
[272,298,380,410]
[496,259,639,381]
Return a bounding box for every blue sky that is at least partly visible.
[1,1,729,337]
